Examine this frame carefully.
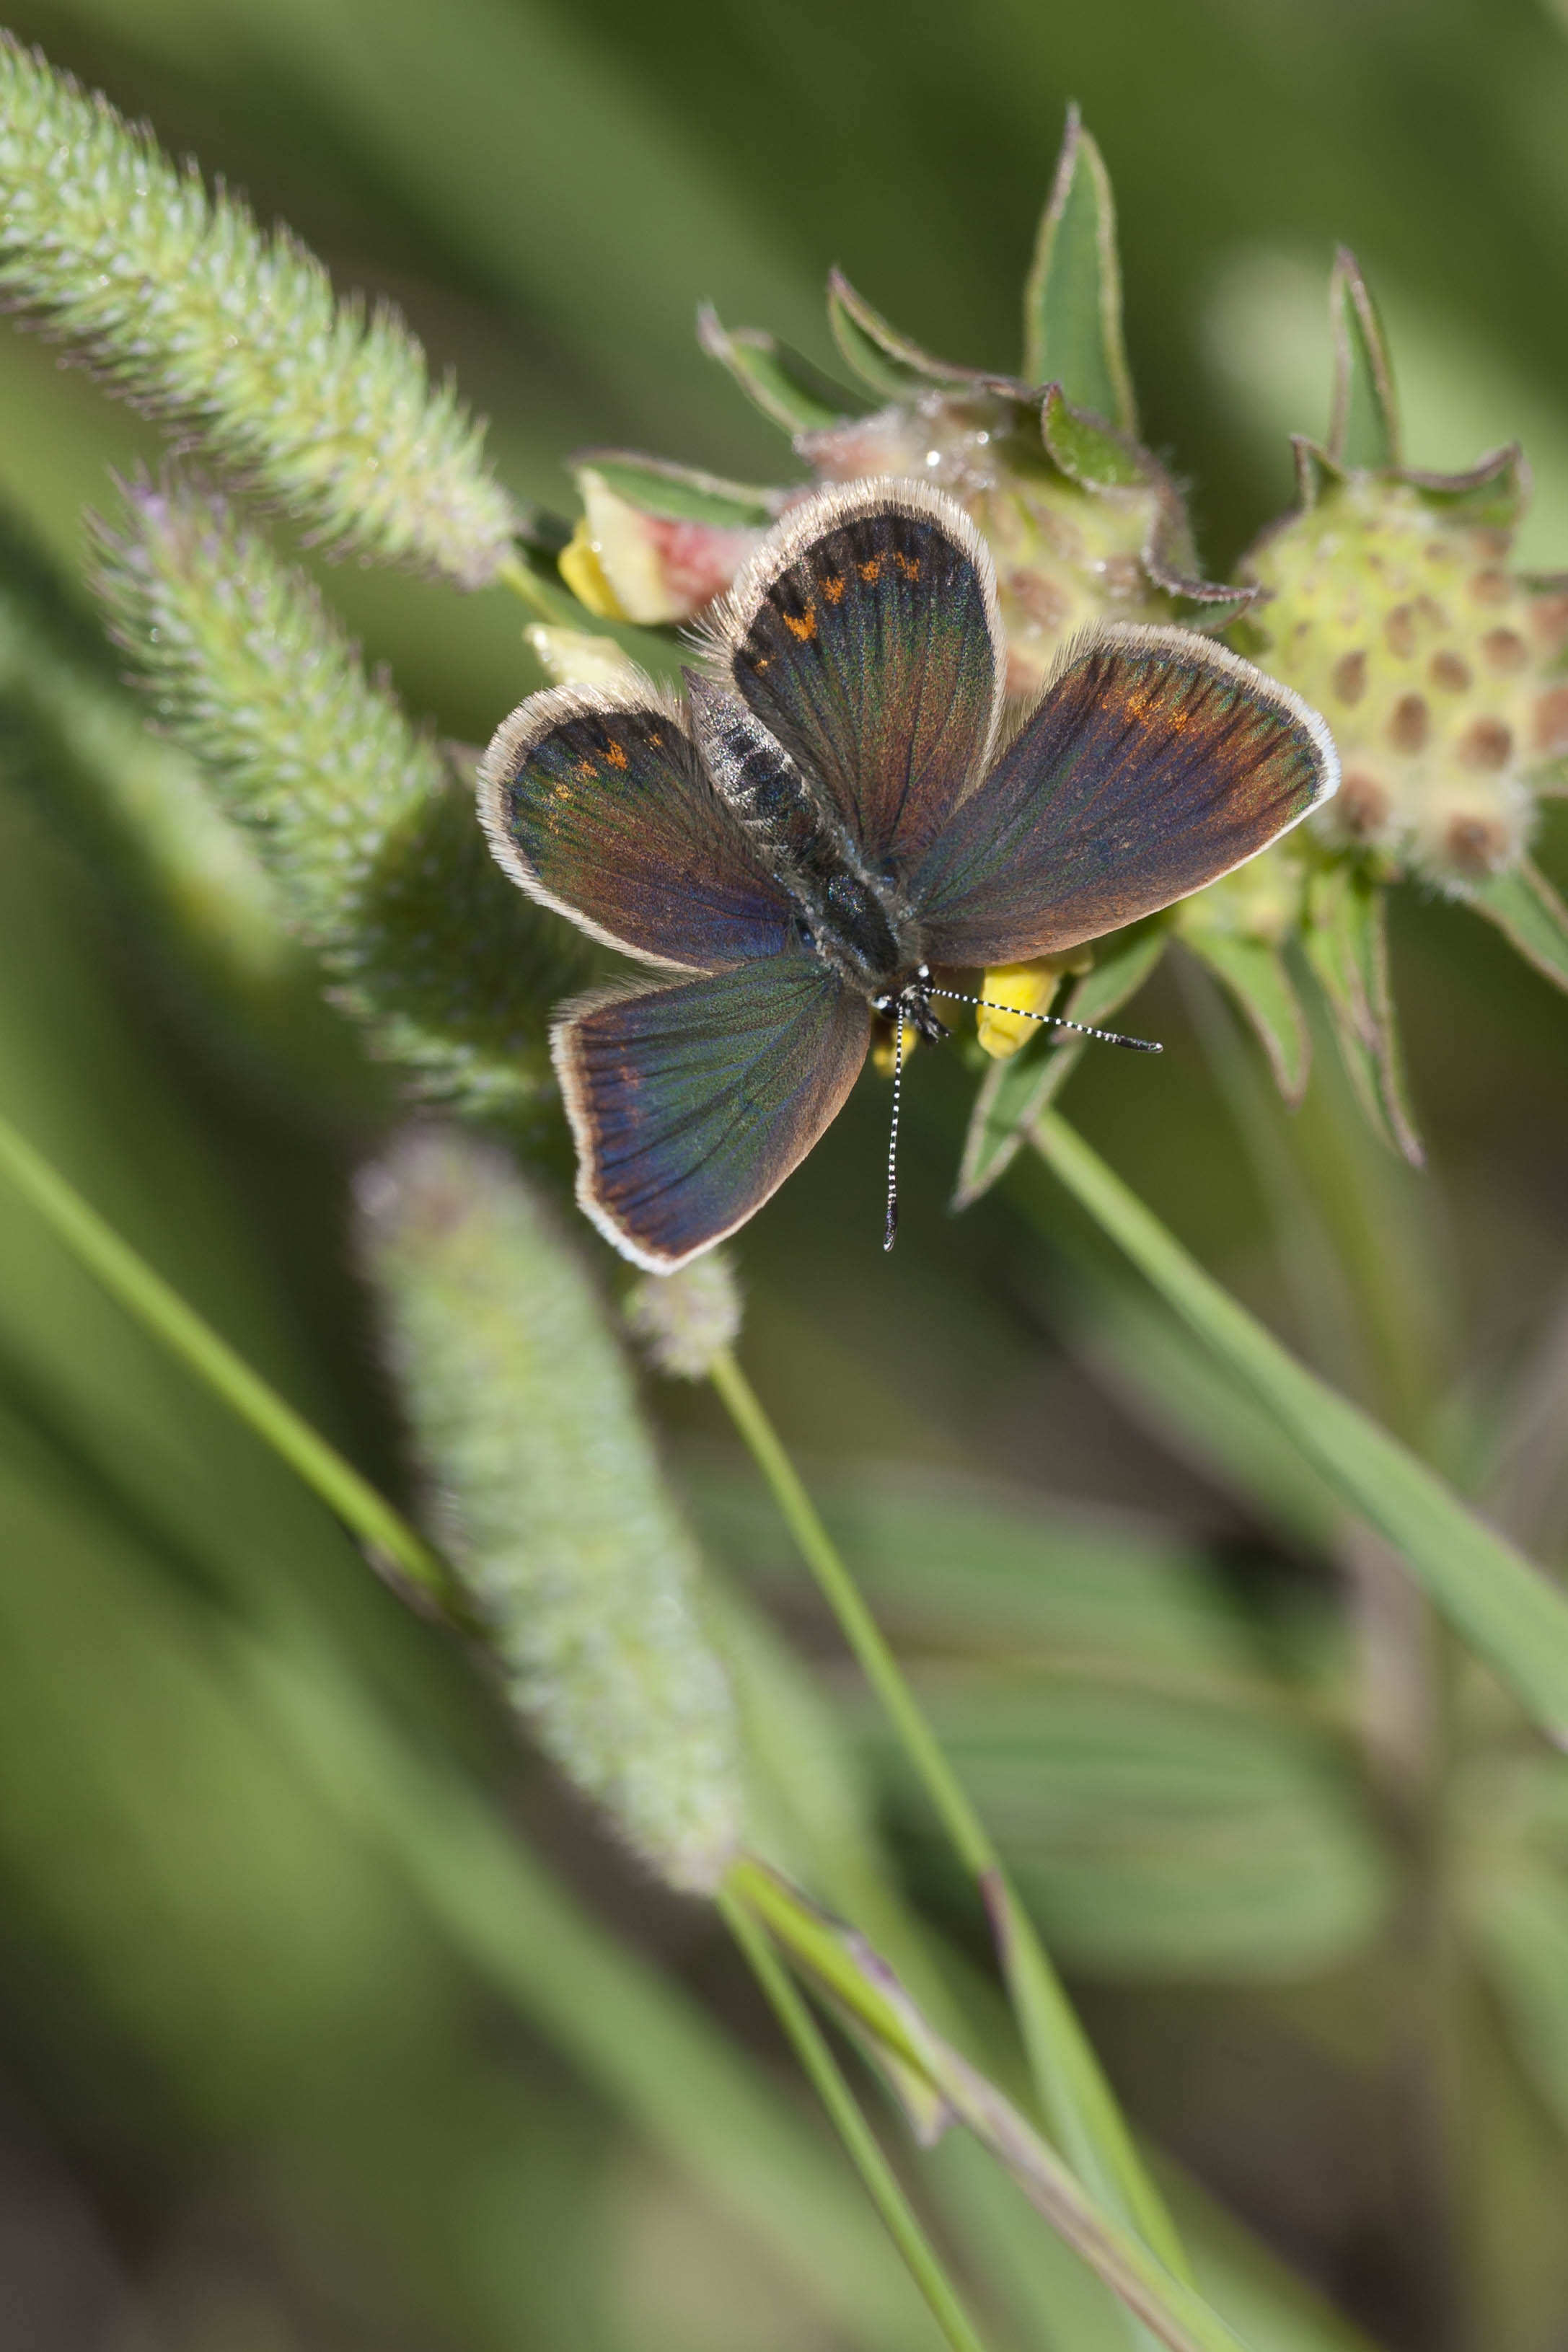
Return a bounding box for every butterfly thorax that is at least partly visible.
[687,675,924,997]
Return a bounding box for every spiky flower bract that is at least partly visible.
[357,1127,743,1894]
[0,35,517,585]
[91,476,588,1113]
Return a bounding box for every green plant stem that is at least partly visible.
[1027,1111,1568,1740]
[708,1344,1188,2280]
[0,1106,461,1616]
[496,550,564,620]
[720,1882,994,2352]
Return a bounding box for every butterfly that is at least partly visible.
[479,479,1338,1272]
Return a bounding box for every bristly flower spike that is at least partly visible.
[91,474,587,1111]
[357,1127,743,1895]
[0,35,518,585]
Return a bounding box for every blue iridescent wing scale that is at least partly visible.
[555,956,872,1271]
[479,679,794,972]
[914,625,1339,966]
[705,478,1004,872]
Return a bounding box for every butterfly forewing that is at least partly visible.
[914,627,1339,967]
[556,958,872,1271]
[479,681,794,973]
[710,479,1004,871]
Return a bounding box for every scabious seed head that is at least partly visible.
[0,34,518,584]
[800,400,1184,699]
[1243,472,1562,890]
[558,276,1249,691]
[358,1127,743,1894]
[91,475,585,1109]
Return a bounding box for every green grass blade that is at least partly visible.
[720,1887,997,2352]
[0,1106,457,1614]
[710,1349,1192,2286]
[734,1862,1253,2352]
[1029,1112,1568,1738]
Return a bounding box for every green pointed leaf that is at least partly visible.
[827,268,987,400]
[1030,1112,1568,1747]
[1023,105,1137,431]
[1301,861,1424,1164]
[1179,934,1310,1105]
[697,305,852,436]
[572,448,780,529]
[954,922,1168,1210]
[1327,247,1400,471]
[1469,857,1568,992]
[1040,382,1147,490]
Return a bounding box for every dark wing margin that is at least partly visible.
[479,678,795,974]
[555,956,871,1272]
[914,625,1339,967]
[702,478,1004,873]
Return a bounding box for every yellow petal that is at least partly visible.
[558,516,628,620]
[976,952,1090,1060]
[871,1021,920,1075]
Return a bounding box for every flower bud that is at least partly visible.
[625,1254,743,1380]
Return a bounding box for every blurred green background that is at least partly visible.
[3,4,1568,2350]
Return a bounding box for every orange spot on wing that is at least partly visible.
[576,759,599,778]
[605,739,629,769]
[821,572,846,604]
[858,557,883,583]
[894,551,922,581]
[783,602,818,641]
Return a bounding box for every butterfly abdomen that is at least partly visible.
[686,672,919,993]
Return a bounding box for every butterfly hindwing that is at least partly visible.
[708,479,1004,872]
[556,956,872,1271]
[479,680,794,972]
[914,626,1339,966]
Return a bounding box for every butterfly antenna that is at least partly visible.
[926,987,1162,1053]
[884,1016,904,1251]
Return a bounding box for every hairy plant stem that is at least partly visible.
[719,1882,995,2352]
[708,1345,1189,2282]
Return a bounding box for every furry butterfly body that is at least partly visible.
[480,480,1338,1271]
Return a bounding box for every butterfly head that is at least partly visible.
[872,964,951,1048]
